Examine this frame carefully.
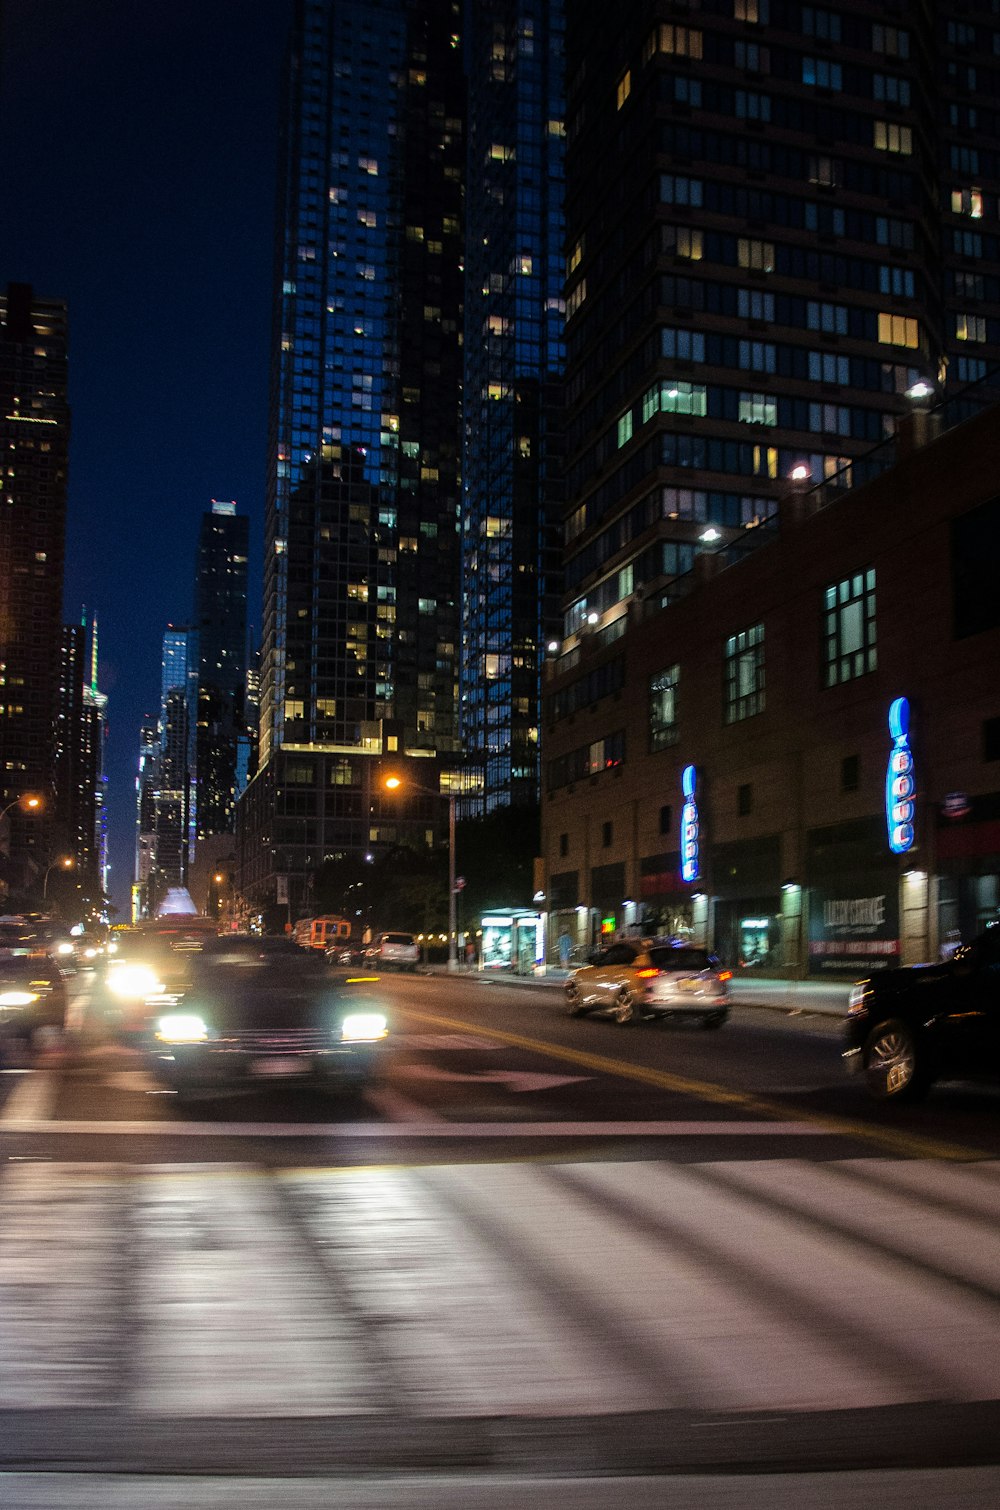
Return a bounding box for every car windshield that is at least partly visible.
[647,946,715,972]
[383,933,414,945]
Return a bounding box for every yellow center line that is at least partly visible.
[393,1005,987,1163]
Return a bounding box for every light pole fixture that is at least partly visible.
[0,793,43,823]
[43,855,74,901]
[384,773,458,972]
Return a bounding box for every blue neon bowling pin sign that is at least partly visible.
[681,764,700,882]
[886,697,915,854]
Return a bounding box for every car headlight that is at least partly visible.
[56,942,74,957]
[0,990,40,1007]
[340,1012,388,1042]
[108,964,162,999]
[155,1012,208,1043]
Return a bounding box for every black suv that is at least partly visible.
[843,923,1000,1101]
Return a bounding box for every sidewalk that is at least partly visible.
[437,966,851,1017]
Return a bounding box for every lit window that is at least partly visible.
[567,238,583,274]
[566,279,587,317]
[725,624,765,723]
[645,24,703,60]
[739,391,777,426]
[738,238,775,272]
[617,410,634,448]
[650,666,680,751]
[873,120,912,155]
[674,227,703,260]
[734,0,767,21]
[878,312,920,348]
[616,69,631,109]
[661,381,707,416]
[824,570,877,687]
[951,188,984,218]
[956,313,987,342]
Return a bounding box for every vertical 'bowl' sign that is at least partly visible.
[681,764,700,882]
[886,697,915,854]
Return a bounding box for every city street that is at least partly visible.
[2,970,1000,1502]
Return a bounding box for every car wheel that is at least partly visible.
[862,1018,930,1102]
[613,986,640,1025]
[700,1012,727,1030]
[564,980,586,1017]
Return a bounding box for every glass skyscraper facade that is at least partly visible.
[241,0,466,914]
[461,0,566,814]
[194,500,248,838]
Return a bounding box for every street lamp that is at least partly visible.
[384,773,458,972]
[43,855,74,901]
[0,793,43,823]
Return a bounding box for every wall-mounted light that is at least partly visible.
[546,639,560,653]
[905,380,934,404]
[789,463,810,481]
[700,527,721,542]
[586,611,600,626]
[781,879,800,892]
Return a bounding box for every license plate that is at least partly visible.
[251,1056,309,1077]
[676,977,701,993]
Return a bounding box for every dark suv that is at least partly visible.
[843,923,1000,1101]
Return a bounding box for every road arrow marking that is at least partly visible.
[396,1064,589,1093]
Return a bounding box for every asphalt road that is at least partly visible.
[1,969,999,1501]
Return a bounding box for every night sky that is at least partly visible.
[1,1,292,911]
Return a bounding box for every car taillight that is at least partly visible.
[718,970,732,982]
[635,967,660,979]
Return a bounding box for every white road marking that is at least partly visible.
[396,1064,590,1092]
[0,1118,834,1138]
[363,1085,447,1124]
[0,1069,57,1124]
[392,1032,504,1050]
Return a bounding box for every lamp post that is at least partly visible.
[0,793,43,823]
[43,855,74,901]
[384,774,458,972]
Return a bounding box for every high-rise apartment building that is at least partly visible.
[239,0,466,916]
[461,0,566,814]
[0,282,69,886]
[55,612,108,897]
[558,1,1000,655]
[194,500,248,837]
[151,625,198,897]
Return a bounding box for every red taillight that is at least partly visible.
[635,967,660,979]
[718,970,732,982]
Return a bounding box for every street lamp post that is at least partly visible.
[384,774,458,972]
[43,856,74,901]
[0,794,43,824]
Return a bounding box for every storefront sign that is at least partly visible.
[941,791,972,821]
[886,696,915,854]
[681,765,699,883]
[808,883,900,974]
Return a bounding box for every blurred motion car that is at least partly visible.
[99,929,204,1037]
[147,936,389,1096]
[564,940,731,1026]
[843,923,1000,1102]
[0,955,67,1060]
[366,931,420,971]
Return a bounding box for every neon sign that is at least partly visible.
[681,764,700,882]
[886,697,915,854]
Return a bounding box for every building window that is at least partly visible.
[738,238,775,272]
[646,24,703,60]
[734,0,768,22]
[878,313,920,348]
[808,155,839,187]
[616,69,631,109]
[823,569,877,687]
[602,820,613,847]
[617,409,633,448]
[841,754,859,793]
[739,391,777,425]
[660,175,703,206]
[674,227,703,260]
[737,783,753,816]
[956,313,987,343]
[802,57,842,89]
[650,665,680,750]
[738,288,774,321]
[661,328,706,362]
[559,832,569,857]
[803,7,841,41]
[952,188,984,219]
[661,380,707,416]
[873,120,912,155]
[872,24,909,58]
[807,301,848,335]
[659,804,672,835]
[873,73,910,106]
[725,623,765,723]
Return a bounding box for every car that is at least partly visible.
[0,955,68,1062]
[367,931,420,971]
[147,935,389,1097]
[99,930,201,1037]
[843,923,1000,1102]
[564,940,731,1026]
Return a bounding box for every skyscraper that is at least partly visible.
[56,612,109,900]
[151,625,198,898]
[0,282,69,887]
[239,0,466,916]
[558,2,1000,652]
[461,0,566,814]
[194,500,248,838]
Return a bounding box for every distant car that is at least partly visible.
[564,941,731,1027]
[368,932,420,971]
[147,935,389,1097]
[99,931,200,1037]
[0,956,67,1061]
[843,923,1000,1102]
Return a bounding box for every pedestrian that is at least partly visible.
[465,938,476,971]
[558,930,572,970]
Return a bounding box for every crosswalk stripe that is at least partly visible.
[0,1069,57,1123]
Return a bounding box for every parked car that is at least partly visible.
[843,923,1000,1102]
[0,955,67,1061]
[565,940,731,1026]
[147,936,388,1097]
[367,931,420,971]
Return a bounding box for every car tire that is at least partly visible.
[862,1018,930,1102]
[613,986,640,1025]
[700,1012,727,1030]
[564,980,586,1017]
